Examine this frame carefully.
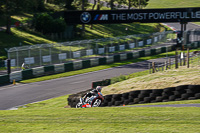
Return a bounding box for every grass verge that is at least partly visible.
[147,0,200,8]
[0,95,200,133]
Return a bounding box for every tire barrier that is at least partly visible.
[68,85,200,108]
[92,79,111,89]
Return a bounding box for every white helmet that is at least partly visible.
[96,86,102,92]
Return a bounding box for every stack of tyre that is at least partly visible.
[100,85,200,107]
[68,85,200,107]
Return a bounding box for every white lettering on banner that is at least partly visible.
[110,11,200,21]
[59,53,67,60]
[73,51,81,58]
[86,49,93,55]
[100,14,108,20]
[42,55,51,63]
[24,57,35,64]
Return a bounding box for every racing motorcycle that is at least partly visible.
[76,92,104,108]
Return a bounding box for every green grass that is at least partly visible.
[147,0,200,8]
[0,95,200,133]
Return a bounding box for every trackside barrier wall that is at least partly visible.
[9,71,22,82]
[32,67,44,77]
[0,75,9,85]
[90,58,99,66]
[22,69,33,80]
[0,43,199,85]
[68,85,200,108]
[54,64,65,73]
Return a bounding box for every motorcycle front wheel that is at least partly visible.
[92,99,102,107]
[76,102,83,108]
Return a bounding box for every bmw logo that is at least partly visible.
[80,12,91,23]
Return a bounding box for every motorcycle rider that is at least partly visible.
[83,86,103,104]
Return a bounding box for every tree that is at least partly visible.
[127,0,149,9]
[0,0,45,34]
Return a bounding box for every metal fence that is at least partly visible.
[149,51,200,74]
[3,31,174,72]
[183,28,200,45]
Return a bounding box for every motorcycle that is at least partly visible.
[76,92,104,108]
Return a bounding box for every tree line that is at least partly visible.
[0,0,149,34]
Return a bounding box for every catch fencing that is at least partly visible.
[3,31,174,72]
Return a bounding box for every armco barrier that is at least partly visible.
[92,79,111,89]
[145,49,151,56]
[106,56,114,64]
[44,65,54,75]
[9,71,22,82]
[151,49,156,55]
[32,66,44,77]
[68,85,200,108]
[161,47,166,53]
[139,50,145,57]
[64,62,73,72]
[120,53,127,61]
[54,64,65,73]
[73,61,82,70]
[114,55,120,62]
[22,69,33,80]
[127,53,133,59]
[156,47,162,54]
[0,75,9,85]
[82,60,91,69]
[90,58,99,66]
[99,57,106,65]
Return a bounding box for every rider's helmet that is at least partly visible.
[96,86,102,92]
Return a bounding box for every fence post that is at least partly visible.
[7,59,11,74]
[183,51,186,66]
[187,48,189,68]
[175,49,178,69]
[168,58,171,69]
[152,62,155,73]
[165,61,167,70]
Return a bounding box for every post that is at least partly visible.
[187,48,189,68]
[152,62,155,73]
[7,59,11,74]
[183,51,186,66]
[165,61,167,70]
[168,58,171,69]
[175,49,178,69]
